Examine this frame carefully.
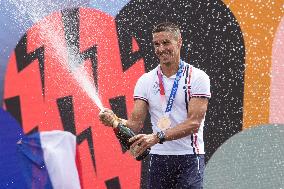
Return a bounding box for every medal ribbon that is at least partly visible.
[157,60,184,116]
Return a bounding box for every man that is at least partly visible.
[99,22,211,189]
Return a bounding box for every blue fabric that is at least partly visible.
[0,108,27,189]
[148,154,205,189]
[164,60,184,113]
[0,108,53,189]
[17,132,53,189]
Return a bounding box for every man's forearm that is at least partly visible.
[113,117,143,134]
[125,119,144,134]
[112,99,148,134]
[162,97,208,141]
[164,120,200,141]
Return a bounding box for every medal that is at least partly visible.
[157,116,171,130]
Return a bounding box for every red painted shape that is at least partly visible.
[132,37,140,52]
[4,8,145,189]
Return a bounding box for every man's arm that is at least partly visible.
[125,99,149,133]
[129,97,209,157]
[99,99,148,133]
[164,97,209,140]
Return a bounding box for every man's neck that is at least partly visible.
[160,60,180,78]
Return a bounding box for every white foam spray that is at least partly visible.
[9,0,104,111]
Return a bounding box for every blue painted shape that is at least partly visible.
[89,0,129,16]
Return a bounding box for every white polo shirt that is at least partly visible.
[134,60,211,155]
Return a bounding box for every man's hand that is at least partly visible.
[99,108,118,127]
[128,134,159,158]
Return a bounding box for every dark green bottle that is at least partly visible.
[113,123,150,161]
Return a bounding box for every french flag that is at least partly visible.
[0,108,81,189]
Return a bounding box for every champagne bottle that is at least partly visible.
[113,122,150,161]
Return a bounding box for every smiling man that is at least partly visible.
[100,22,211,189]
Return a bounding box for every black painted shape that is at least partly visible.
[25,126,39,135]
[4,96,23,127]
[109,96,128,120]
[105,177,121,189]
[61,8,80,51]
[56,96,97,174]
[15,34,45,97]
[115,1,164,72]
[56,96,76,134]
[77,127,97,174]
[81,46,98,89]
[61,8,98,89]
[116,0,245,164]
[109,96,128,153]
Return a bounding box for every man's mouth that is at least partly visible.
[159,53,170,58]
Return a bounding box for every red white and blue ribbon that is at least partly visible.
[157,60,184,117]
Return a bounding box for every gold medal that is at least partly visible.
[157,116,171,130]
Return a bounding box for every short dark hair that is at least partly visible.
[152,22,181,37]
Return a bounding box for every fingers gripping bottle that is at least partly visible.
[113,120,150,161]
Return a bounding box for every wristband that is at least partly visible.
[156,131,166,144]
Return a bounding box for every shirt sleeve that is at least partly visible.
[190,69,211,98]
[133,73,149,103]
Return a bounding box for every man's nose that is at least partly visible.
[156,45,166,53]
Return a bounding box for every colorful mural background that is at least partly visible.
[0,0,283,188]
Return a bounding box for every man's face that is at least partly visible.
[152,31,182,66]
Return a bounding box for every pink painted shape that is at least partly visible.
[270,16,284,124]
